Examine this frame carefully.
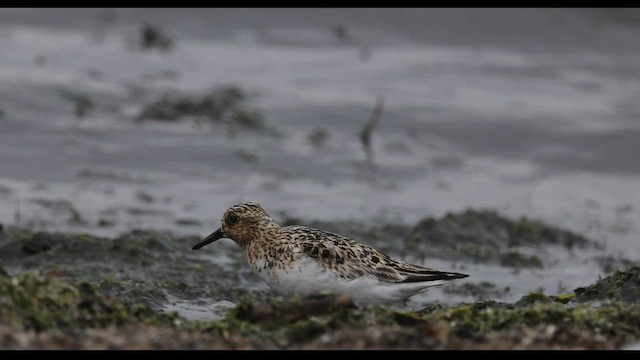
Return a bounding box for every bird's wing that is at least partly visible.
[286,226,468,284]
[385,260,469,283]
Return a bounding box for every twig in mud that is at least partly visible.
[360,95,385,162]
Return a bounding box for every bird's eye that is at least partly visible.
[227,213,238,225]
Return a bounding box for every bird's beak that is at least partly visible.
[192,227,224,250]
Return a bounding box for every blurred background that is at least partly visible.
[0,8,639,309]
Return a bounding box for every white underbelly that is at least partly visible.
[250,257,444,305]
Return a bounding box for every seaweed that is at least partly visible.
[135,86,267,135]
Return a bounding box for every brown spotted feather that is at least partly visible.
[284,226,466,283]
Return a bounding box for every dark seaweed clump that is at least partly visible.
[135,86,267,133]
[59,90,96,119]
[135,24,174,52]
[405,209,597,265]
[573,267,640,303]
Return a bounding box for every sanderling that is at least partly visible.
[192,202,468,305]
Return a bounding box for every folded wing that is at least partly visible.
[290,226,468,284]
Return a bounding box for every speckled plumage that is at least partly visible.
[193,202,469,305]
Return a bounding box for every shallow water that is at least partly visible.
[0,9,639,318]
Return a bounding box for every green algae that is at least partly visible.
[199,269,640,348]
[1,263,640,349]
[573,267,640,303]
[199,295,640,349]
[0,267,177,331]
[197,267,640,347]
[422,300,640,341]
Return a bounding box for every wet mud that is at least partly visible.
[0,210,638,349]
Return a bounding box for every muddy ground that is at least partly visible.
[0,210,638,350]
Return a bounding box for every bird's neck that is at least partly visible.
[237,218,280,250]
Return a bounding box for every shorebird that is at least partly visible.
[192,202,468,305]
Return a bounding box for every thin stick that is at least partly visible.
[360,95,385,161]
